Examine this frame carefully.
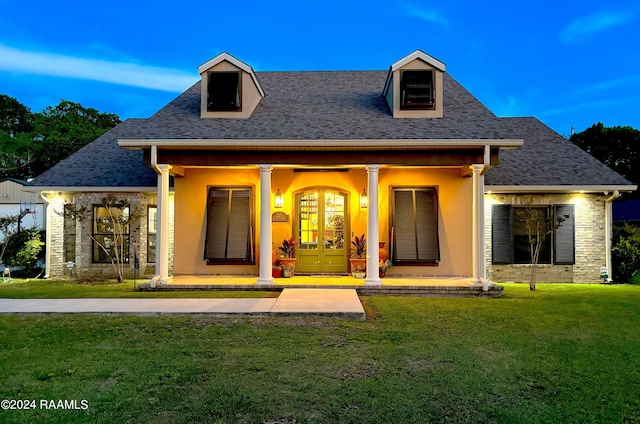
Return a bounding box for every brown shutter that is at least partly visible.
[393,188,439,263]
[492,205,513,264]
[554,205,575,264]
[205,188,252,262]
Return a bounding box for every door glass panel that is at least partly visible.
[298,192,318,251]
[324,191,345,249]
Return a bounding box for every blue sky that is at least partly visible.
[0,0,638,137]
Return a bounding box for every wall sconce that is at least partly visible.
[360,188,368,209]
[274,189,284,208]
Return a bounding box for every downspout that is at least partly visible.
[39,192,52,279]
[605,190,619,282]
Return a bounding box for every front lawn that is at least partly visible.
[0,279,277,299]
[1,283,639,423]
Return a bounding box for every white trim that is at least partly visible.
[119,138,524,150]
[197,52,265,98]
[486,185,637,193]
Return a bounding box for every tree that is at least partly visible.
[571,123,640,198]
[0,94,33,136]
[0,96,121,179]
[0,95,35,178]
[612,223,640,283]
[0,213,21,267]
[2,229,45,277]
[515,204,565,291]
[63,194,141,283]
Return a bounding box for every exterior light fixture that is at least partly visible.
[360,188,368,209]
[274,189,284,208]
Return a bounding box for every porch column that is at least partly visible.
[470,164,488,291]
[152,164,171,287]
[257,165,274,285]
[365,165,382,285]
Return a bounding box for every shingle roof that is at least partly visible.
[29,70,634,190]
[30,119,157,188]
[129,71,514,140]
[485,117,632,187]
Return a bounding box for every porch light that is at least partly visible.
[360,188,368,209]
[274,189,284,208]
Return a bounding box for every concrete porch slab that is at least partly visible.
[270,289,365,319]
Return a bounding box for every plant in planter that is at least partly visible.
[350,234,367,278]
[277,238,297,277]
[379,259,391,278]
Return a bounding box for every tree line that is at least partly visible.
[0,94,120,180]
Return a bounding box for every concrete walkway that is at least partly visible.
[0,289,365,320]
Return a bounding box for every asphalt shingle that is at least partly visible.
[29,70,633,189]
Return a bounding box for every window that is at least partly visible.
[147,206,157,264]
[400,70,434,109]
[207,72,241,111]
[492,204,575,265]
[92,204,130,263]
[392,188,440,264]
[204,187,254,264]
[63,204,76,262]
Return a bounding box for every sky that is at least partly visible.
[0,0,639,138]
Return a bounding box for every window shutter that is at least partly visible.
[393,189,439,262]
[205,188,252,262]
[205,189,230,259]
[226,189,251,260]
[415,189,439,261]
[492,205,513,264]
[394,191,416,261]
[554,204,575,264]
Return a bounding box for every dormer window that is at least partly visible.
[400,70,434,110]
[207,72,242,112]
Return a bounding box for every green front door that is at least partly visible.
[295,189,348,274]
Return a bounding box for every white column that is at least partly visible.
[151,165,171,287]
[365,165,382,285]
[470,164,488,291]
[257,165,274,285]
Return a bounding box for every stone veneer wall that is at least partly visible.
[485,193,607,284]
[46,192,174,280]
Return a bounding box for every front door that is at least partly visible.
[295,189,348,274]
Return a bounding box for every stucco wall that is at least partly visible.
[485,193,607,284]
[173,167,473,278]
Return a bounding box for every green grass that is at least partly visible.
[0,279,277,299]
[1,283,640,423]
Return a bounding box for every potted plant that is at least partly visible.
[379,259,391,278]
[350,234,367,278]
[277,237,297,277]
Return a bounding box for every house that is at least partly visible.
[29,50,636,285]
[0,178,45,239]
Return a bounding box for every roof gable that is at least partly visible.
[198,52,265,97]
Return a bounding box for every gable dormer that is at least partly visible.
[382,50,445,119]
[198,52,265,119]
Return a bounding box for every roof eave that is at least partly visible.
[486,185,638,194]
[118,138,524,150]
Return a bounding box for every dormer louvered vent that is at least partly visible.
[198,52,264,119]
[383,50,445,119]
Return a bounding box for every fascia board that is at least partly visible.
[486,185,638,194]
[118,139,524,150]
[390,50,446,72]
